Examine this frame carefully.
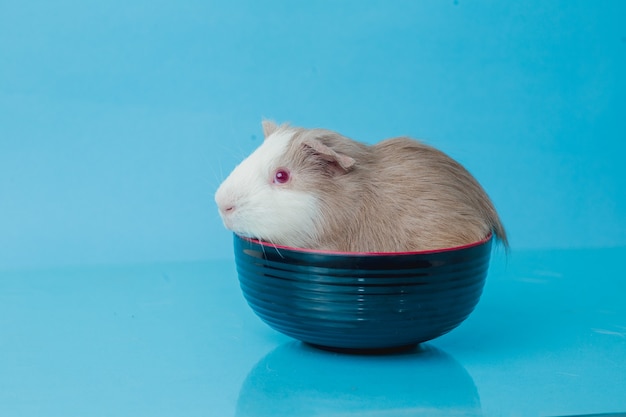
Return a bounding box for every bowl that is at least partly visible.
[233,234,493,352]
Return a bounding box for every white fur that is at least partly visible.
[215,129,320,247]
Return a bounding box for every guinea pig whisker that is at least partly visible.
[259,237,271,256]
[212,161,222,184]
[266,238,284,259]
[217,144,244,162]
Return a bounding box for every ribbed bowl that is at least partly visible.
[234,234,493,352]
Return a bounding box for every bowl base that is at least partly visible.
[306,342,419,355]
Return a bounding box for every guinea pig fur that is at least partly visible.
[215,121,508,252]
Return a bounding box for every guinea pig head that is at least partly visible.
[214,121,356,248]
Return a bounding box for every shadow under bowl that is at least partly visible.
[233,234,493,353]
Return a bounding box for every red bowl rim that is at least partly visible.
[238,233,493,257]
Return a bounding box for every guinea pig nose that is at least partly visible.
[220,204,236,215]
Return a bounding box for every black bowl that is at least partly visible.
[233,234,493,352]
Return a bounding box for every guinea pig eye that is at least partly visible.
[273,168,290,184]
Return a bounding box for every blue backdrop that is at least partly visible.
[1,0,625,270]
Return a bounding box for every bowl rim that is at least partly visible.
[237,232,493,257]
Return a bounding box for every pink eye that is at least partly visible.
[273,168,290,184]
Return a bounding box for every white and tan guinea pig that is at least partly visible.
[215,121,507,252]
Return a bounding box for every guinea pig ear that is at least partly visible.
[262,120,279,139]
[302,138,355,172]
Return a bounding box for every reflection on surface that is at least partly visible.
[237,342,481,417]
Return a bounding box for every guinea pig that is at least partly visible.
[215,121,507,252]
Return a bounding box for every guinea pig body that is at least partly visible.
[215,121,507,252]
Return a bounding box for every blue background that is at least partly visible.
[2,0,625,270]
[2,2,626,416]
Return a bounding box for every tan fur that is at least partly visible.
[271,124,507,252]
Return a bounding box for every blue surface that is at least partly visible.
[1,250,625,416]
[1,1,625,416]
